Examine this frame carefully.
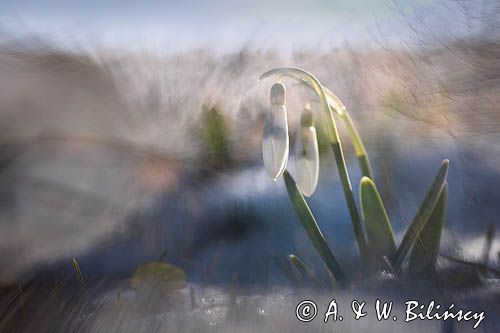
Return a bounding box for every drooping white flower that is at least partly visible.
[294,104,319,196]
[262,82,289,180]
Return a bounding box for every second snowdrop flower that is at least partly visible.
[294,104,320,196]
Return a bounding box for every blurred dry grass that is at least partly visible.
[1,28,500,285]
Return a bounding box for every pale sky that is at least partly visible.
[0,0,482,53]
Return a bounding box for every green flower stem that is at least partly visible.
[322,87,373,179]
[284,171,347,284]
[330,140,367,259]
[298,81,374,179]
[260,68,368,262]
[340,111,373,179]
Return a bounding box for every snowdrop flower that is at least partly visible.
[262,82,289,180]
[294,104,319,196]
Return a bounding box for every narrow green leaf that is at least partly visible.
[392,159,449,272]
[274,256,302,287]
[283,170,347,284]
[360,177,397,269]
[288,254,309,280]
[409,183,448,274]
[288,254,328,289]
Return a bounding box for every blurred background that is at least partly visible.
[0,0,500,332]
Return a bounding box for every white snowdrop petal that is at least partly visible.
[262,104,289,180]
[294,126,319,196]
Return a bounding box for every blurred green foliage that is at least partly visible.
[130,262,186,292]
[200,104,233,170]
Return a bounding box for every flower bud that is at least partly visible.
[294,105,319,196]
[262,83,289,180]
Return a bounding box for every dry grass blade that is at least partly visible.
[72,257,88,294]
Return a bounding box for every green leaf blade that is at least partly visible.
[360,177,397,269]
[283,170,347,284]
[288,254,328,289]
[392,159,449,272]
[409,183,448,274]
